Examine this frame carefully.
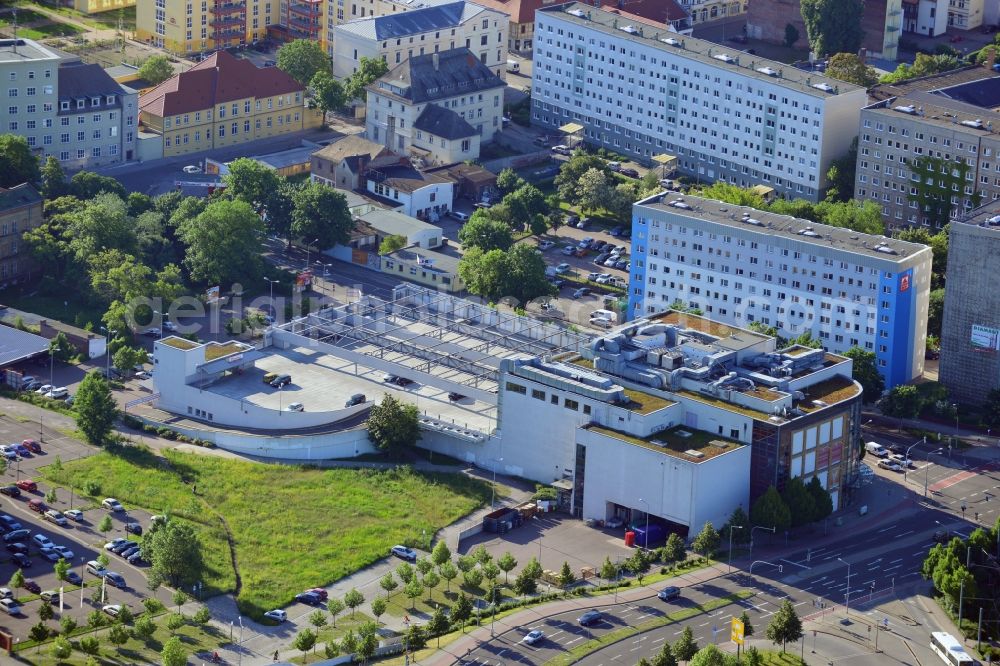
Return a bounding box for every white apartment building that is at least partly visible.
[903,0,949,36]
[531,3,869,202]
[332,1,509,80]
[0,38,137,170]
[629,193,933,388]
[366,47,505,163]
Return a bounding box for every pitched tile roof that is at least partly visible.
[139,50,304,118]
[413,103,477,139]
[462,0,544,24]
[0,183,42,213]
[370,47,504,104]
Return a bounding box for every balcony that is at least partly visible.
[211,15,245,29]
[209,1,244,14]
[214,25,244,39]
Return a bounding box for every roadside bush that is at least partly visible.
[83,480,101,496]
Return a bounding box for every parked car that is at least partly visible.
[0,486,20,498]
[32,534,53,549]
[572,288,590,299]
[13,444,30,457]
[344,393,366,407]
[65,571,83,585]
[135,371,152,380]
[606,516,624,529]
[522,629,545,645]
[27,498,45,513]
[102,604,122,618]
[561,245,576,256]
[120,547,140,560]
[578,610,603,626]
[565,215,580,226]
[878,459,903,472]
[594,252,611,265]
[104,572,127,589]
[34,384,53,395]
[0,515,22,530]
[0,588,11,599]
[64,509,83,522]
[391,545,417,562]
[555,263,571,274]
[111,541,137,555]
[143,328,161,338]
[15,480,36,492]
[0,449,17,462]
[450,211,470,222]
[620,167,639,178]
[448,392,466,402]
[104,539,128,551]
[285,402,304,412]
[606,162,622,172]
[576,217,589,229]
[12,552,31,568]
[890,454,915,468]
[44,387,69,400]
[43,510,68,527]
[21,439,40,454]
[3,529,30,543]
[102,498,125,512]
[551,145,572,155]
[38,548,61,563]
[538,240,555,251]
[658,586,681,601]
[307,588,329,601]
[263,372,278,385]
[295,591,323,605]
[127,550,146,565]
[268,374,292,388]
[22,579,39,594]
[264,609,287,622]
[0,598,20,615]
[124,522,143,536]
[182,165,202,174]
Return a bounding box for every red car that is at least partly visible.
[15,480,36,492]
[21,440,41,454]
[307,588,329,601]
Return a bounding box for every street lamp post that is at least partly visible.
[728,525,744,573]
[264,277,279,314]
[305,237,319,269]
[638,498,650,550]
[48,347,54,386]
[838,557,852,615]
[747,560,782,586]
[925,448,943,497]
[748,525,776,568]
[490,457,503,509]
[153,310,164,339]
[904,436,925,484]
[238,615,244,666]
[100,327,116,377]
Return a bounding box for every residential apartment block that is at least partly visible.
[856,66,1000,229]
[939,206,1000,403]
[628,192,932,388]
[747,0,902,61]
[73,0,136,14]
[903,0,949,36]
[0,38,138,170]
[531,4,868,202]
[948,0,984,28]
[332,1,508,80]
[138,51,321,158]
[366,48,505,164]
[137,0,278,55]
[0,183,43,286]
[682,0,745,24]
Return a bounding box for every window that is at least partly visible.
[564,398,579,410]
[505,381,526,394]
[531,389,545,400]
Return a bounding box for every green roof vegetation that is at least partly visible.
[204,342,248,361]
[586,424,741,461]
[675,389,772,420]
[797,375,860,413]
[620,388,675,414]
[160,337,198,350]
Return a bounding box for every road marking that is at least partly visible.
[894,530,914,538]
[877,525,896,533]
[889,558,903,564]
[566,637,584,645]
[930,470,977,492]
[630,647,641,652]
[884,565,902,572]
[652,637,666,644]
[638,636,648,642]
[674,630,684,636]
[868,558,883,565]
[913,550,927,557]
[610,655,622,661]
[794,601,807,607]
[780,558,811,570]
[699,622,710,627]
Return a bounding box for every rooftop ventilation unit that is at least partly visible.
[960,119,985,129]
[567,8,585,17]
[713,53,736,63]
[874,244,898,255]
[987,215,1000,226]
[894,104,916,114]
[798,227,820,237]
[669,199,692,209]
[756,66,778,76]
[684,449,705,458]
[661,37,681,46]
[650,439,667,448]
[743,217,763,226]
[675,429,692,438]
[620,24,637,33]
[812,82,834,92]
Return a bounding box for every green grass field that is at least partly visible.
[0,10,85,39]
[41,448,489,618]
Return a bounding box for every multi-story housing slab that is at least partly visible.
[629,192,932,388]
[531,3,868,202]
[0,38,137,170]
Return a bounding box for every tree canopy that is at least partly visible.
[290,182,353,249]
[276,39,331,86]
[824,53,878,87]
[345,57,389,101]
[750,485,791,532]
[143,514,205,590]
[800,0,864,56]
[367,394,421,452]
[138,55,175,86]
[0,134,40,188]
[843,347,884,404]
[178,199,265,286]
[458,211,514,252]
[74,371,117,445]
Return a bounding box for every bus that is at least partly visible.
[931,632,976,666]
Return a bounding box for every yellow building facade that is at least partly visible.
[73,0,136,14]
[139,51,321,158]
[136,0,278,56]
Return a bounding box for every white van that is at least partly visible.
[506,59,520,73]
[865,441,888,458]
[590,309,618,324]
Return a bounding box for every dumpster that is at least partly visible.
[625,531,636,547]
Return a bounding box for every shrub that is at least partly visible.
[83,480,101,496]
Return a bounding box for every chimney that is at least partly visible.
[986,46,997,72]
[432,52,439,70]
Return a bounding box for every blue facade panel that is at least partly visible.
[628,211,647,321]
[875,268,915,389]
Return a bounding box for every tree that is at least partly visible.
[783,23,800,48]
[113,346,146,376]
[739,611,755,638]
[370,596,387,624]
[416,557,433,576]
[691,522,721,556]
[825,138,858,202]
[880,384,923,421]
[404,577,424,609]
[379,234,408,255]
[781,477,816,528]
[750,485,792,532]
[328,597,345,626]
[673,626,699,661]
[108,622,130,652]
[406,623,427,651]
[60,615,78,636]
[0,134,40,188]
[497,168,525,195]
[144,521,204,591]
[558,561,576,588]
[825,53,878,87]
[662,532,686,565]
[576,168,611,213]
[880,52,964,84]
[138,55,175,85]
[380,572,399,597]
[744,647,763,666]
[70,171,126,200]
[984,389,1000,428]
[291,182,353,249]
[482,561,500,588]
[367,394,421,451]
[429,605,449,646]
[505,184,548,231]
[689,645,731,666]
[310,70,347,115]
[80,635,101,654]
[498,551,517,583]
[133,614,156,640]
[458,213,514,252]
[161,636,188,666]
[192,606,210,625]
[555,153,607,202]
[800,0,864,56]
[428,540,450,567]
[927,288,946,339]
[452,593,473,631]
[325,641,341,659]
[513,567,537,595]
[38,599,54,621]
[40,156,67,199]
[344,588,365,617]
[50,636,72,659]
[806,476,833,521]
[423,570,441,600]
[74,371,117,445]
[98,514,113,535]
[345,56,389,102]
[721,507,751,544]
[277,39,330,86]
[172,590,188,613]
[29,621,50,644]
[463,568,483,590]
[439,560,458,591]
[293,627,318,658]
[179,198,264,286]
[843,347,884,404]
[397,561,415,584]
[652,642,678,666]
[166,613,185,634]
[766,599,803,652]
[223,158,283,214]
[358,623,379,663]
[341,630,359,655]
[9,568,24,591]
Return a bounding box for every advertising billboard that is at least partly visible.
[971,324,1000,351]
